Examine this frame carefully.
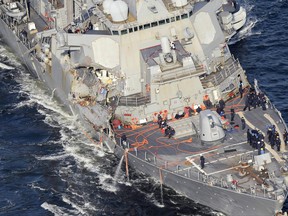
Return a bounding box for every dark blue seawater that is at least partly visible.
[0,50,217,216]
[230,0,288,123]
[0,0,287,215]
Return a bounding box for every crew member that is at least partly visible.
[157,114,162,128]
[257,141,262,155]
[275,134,281,151]
[216,105,222,115]
[196,105,202,114]
[247,129,252,145]
[239,80,243,98]
[283,129,288,145]
[270,131,277,149]
[121,134,127,148]
[168,127,175,139]
[161,119,167,128]
[243,94,251,111]
[230,108,235,123]
[200,154,205,169]
[241,117,246,130]
[219,99,225,111]
[203,95,212,109]
[260,92,266,110]
[164,126,171,137]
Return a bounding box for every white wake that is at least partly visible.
[0,62,14,70]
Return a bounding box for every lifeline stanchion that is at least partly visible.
[125,149,129,181]
[159,168,164,206]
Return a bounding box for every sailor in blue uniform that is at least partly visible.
[249,92,257,109]
[219,99,225,111]
[243,94,251,111]
[283,129,288,145]
[239,79,243,98]
[247,129,252,145]
[258,131,264,140]
[164,126,171,137]
[157,114,162,128]
[257,141,262,155]
[275,135,281,151]
[230,108,235,123]
[161,119,167,128]
[168,128,175,139]
[267,126,273,144]
[260,139,265,152]
[251,131,257,149]
[241,117,246,130]
[121,134,127,148]
[200,155,205,169]
[270,132,276,149]
[261,94,267,110]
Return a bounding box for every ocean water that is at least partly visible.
[230,0,288,122]
[0,0,287,215]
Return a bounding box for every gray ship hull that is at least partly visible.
[114,146,280,216]
[0,18,115,151]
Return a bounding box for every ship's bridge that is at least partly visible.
[68,0,198,36]
[91,5,193,36]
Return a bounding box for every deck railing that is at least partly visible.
[201,56,242,88]
[118,94,151,107]
[152,65,205,84]
[123,140,287,201]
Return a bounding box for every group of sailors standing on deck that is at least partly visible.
[246,125,288,153]
[267,125,287,151]
[247,129,265,155]
[157,114,175,139]
[243,88,266,111]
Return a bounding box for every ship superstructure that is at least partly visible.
[6,0,248,127]
[1,0,288,215]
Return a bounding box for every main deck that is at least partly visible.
[115,88,288,201]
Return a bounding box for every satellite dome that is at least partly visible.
[172,0,188,7]
[103,0,113,14]
[110,0,128,22]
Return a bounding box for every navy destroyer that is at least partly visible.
[0,0,287,215]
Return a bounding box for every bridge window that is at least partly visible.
[121,29,127,35]
[144,23,150,29]
[151,22,158,27]
[181,14,188,19]
[159,20,165,25]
